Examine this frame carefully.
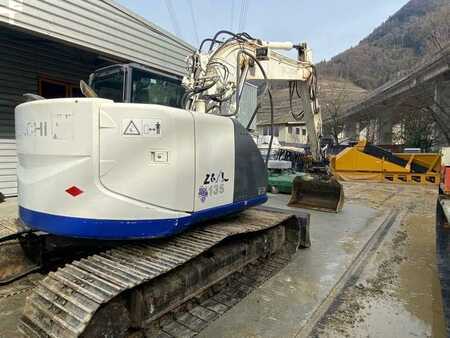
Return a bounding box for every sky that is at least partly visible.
[117,0,410,62]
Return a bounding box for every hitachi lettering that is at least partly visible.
[24,121,48,137]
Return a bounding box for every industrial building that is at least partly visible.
[258,120,308,146]
[0,0,193,197]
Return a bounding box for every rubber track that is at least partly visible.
[19,209,294,338]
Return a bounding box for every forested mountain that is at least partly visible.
[257,0,449,134]
[316,0,450,90]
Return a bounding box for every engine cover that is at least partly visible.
[15,98,267,239]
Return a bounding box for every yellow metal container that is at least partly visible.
[330,140,441,185]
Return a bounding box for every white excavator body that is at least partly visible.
[16,98,267,239]
[15,31,340,239]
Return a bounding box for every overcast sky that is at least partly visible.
[118,0,410,62]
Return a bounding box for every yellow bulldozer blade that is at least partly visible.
[288,174,344,212]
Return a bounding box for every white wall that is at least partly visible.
[258,124,308,145]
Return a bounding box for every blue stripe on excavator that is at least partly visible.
[19,195,268,240]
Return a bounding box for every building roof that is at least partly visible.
[0,0,194,76]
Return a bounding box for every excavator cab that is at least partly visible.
[89,63,185,107]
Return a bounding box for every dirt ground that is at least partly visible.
[0,183,446,338]
[313,182,446,338]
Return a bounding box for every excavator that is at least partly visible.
[2,31,338,337]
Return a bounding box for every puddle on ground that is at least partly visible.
[351,297,432,338]
[397,214,447,338]
[314,185,445,338]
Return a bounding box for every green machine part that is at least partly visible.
[268,171,303,194]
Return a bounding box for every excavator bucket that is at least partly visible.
[288,174,344,212]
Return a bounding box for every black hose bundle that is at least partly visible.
[188,31,275,167]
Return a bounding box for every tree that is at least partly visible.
[322,81,356,144]
[357,112,377,144]
[393,108,436,151]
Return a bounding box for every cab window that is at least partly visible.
[91,70,124,102]
[131,69,184,108]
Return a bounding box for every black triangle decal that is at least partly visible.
[123,120,140,135]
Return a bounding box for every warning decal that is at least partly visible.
[123,120,141,136]
[122,119,162,137]
[142,119,161,136]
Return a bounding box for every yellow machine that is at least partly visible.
[330,140,441,185]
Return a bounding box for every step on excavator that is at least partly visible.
[0,31,342,337]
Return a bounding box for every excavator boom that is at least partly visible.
[183,31,343,213]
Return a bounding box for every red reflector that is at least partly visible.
[65,186,83,197]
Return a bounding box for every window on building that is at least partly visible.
[262,126,279,136]
[288,126,292,134]
[296,128,300,135]
[39,78,85,99]
[273,126,279,137]
[39,79,68,98]
[70,86,84,98]
[302,128,307,136]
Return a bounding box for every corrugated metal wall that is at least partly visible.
[0,28,105,138]
[0,0,194,76]
[0,139,17,197]
[0,27,110,196]
[0,0,194,197]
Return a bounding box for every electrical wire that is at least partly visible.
[165,0,183,39]
[238,0,248,32]
[230,0,235,31]
[187,0,199,46]
[238,0,244,32]
[99,0,192,52]
[242,0,249,31]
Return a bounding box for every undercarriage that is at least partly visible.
[0,209,310,337]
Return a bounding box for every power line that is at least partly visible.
[242,0,249,31]
[238,0,245,32]
[238,0,249,32]
[100,0,192,52]
[165,0,183,39]
[243,0,249,31]
[187,0,199,46]
[231,0,235,32]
